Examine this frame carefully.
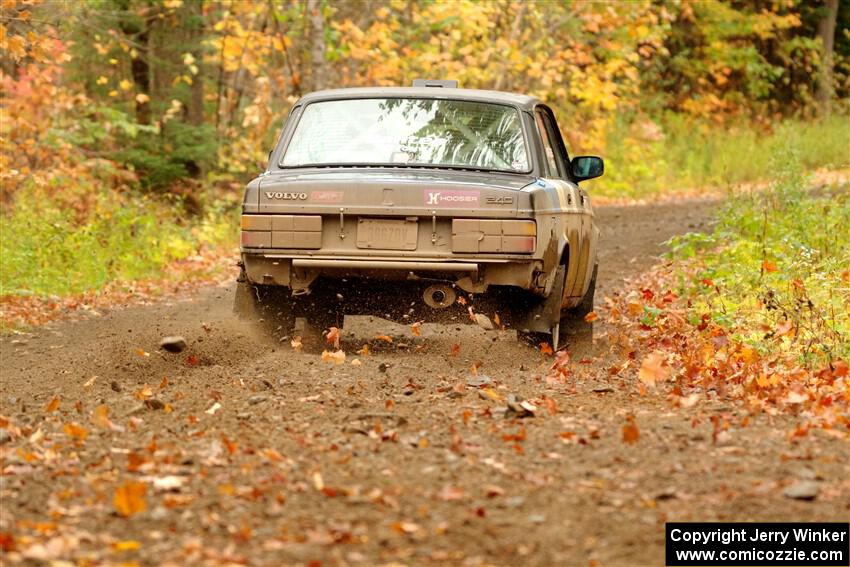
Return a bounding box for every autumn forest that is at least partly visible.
[0,1,849,566]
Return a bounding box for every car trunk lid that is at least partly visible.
[253,168,533,217]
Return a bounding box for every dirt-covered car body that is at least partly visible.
[238,86,602,344]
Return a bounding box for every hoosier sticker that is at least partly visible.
[423,189,479,207]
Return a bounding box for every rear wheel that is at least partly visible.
[568,263,597,320]
[556,263,597,350]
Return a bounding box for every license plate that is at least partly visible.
[356,218,418,250]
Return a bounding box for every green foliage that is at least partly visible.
[0,186,237,297]
[668,156,850,362]
[597,115,850,198]
[113,122,218,190]
[49,106,158,149]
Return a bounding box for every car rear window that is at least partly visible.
[280,98,529,173]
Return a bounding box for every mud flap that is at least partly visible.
[515,265,565,334]
[233,281,261,320]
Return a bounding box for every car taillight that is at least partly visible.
[241,215,322,249]
[241,215,271,231]
[451,219,536,253]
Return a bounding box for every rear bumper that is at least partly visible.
[292,258,478,272]
[241,251,542,295]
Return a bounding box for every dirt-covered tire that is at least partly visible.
[555,263,597,350]
[567,263,597,320]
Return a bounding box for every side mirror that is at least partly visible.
[570,156,604,182]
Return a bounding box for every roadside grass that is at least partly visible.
[607,155,849,428]
[595,115,849,198]
[669,160,850,362]
[0,186,238,298]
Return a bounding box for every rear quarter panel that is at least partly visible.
[524,179,595,306]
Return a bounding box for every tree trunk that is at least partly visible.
[121,26,151,125]
[816,0,838,116]
[116,0,153,125]
[307,0,327,91]
[186,0,205,127]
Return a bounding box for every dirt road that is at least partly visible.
[2,198,847,567]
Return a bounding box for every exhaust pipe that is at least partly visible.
[423,284,456,309]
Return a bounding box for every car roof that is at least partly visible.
[296,87,541,110]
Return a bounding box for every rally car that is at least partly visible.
[236,80,602,349]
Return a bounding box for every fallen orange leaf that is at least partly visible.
[390,521,420,534]
[410,321,422,336]
[63,422,88,441]
[374,334,393,343]
[584,311,598,323]
[127,451,147,472]
[326,326,341,349]
[638,351,670,387]
[502,426,526,442]
[221,434,237,456]
[539,342,554,356]
[622,416,640,444]
[113,481,147,517]
[134,385,153,400]
[113,540,141,552]
[91,404,111,428]
[45,397,60,413]
[480,388,502,402]
[321,350,346,365]
[262,448,283,461]
[462,409,472,425]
